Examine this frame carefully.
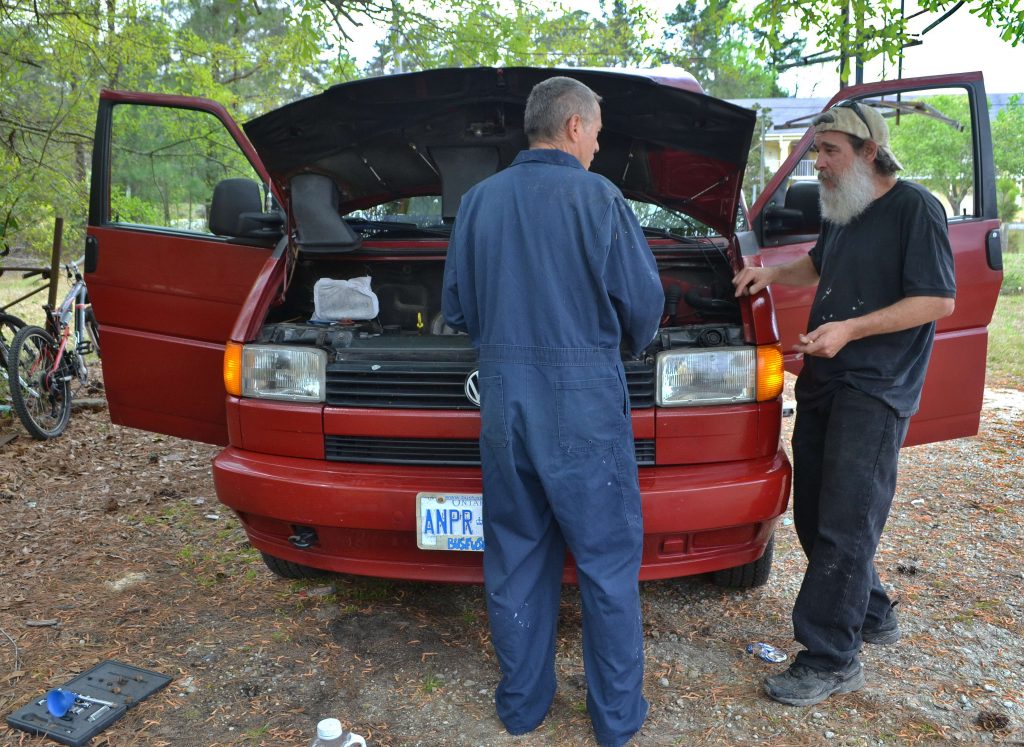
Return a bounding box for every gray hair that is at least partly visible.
[872,147,901,176]
[847,134,901,177]
[524,76,602,146]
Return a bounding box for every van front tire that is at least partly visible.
[711,534,774,589]
[260,551,330,580]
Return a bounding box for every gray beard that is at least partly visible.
[818,157,877,225]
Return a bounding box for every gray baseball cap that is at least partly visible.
[812,102,903,170]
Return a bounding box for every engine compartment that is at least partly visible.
[261,251,745,357]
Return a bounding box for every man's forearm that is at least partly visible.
[733,254,819,297]
[844,295,955,340]
[770,255,820,287]
[796,295,956,358]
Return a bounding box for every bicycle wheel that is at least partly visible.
[0,312,26,370]
[8,324,71,439]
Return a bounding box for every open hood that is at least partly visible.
[244,67,756,237]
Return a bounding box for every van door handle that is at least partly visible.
[85,235,99,273]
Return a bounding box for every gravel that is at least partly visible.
[0,383,1020,745]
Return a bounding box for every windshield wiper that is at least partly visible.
[642,227,705,243]
[345,218,452,237]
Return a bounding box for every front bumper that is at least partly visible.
[213,447,791,583]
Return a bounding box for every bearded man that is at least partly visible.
[732,101,956,706]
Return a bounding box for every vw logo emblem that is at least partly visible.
[464,370,481,407]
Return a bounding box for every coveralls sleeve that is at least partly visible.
[603,196,665,357]
[442,226,468,332]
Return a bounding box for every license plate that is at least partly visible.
[416,492,485,551]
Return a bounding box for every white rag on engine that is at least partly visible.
[311,276,379,321]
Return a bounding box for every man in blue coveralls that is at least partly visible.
[442,76,664,746]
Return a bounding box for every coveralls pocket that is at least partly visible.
[555,376,627,453]
[479,375,509,448]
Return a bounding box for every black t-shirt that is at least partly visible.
[795,180,957,417]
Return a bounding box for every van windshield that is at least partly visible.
[346,196,718,241]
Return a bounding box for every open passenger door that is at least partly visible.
[86,92,283,445]
[747,73,1003,446]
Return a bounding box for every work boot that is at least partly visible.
[763,661,865,706]
[862,601,901,645]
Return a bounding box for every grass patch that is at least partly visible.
[0,269,60,325]
[987,293,1024,386]
[1001,250,1024,295]
[243,725,270,740]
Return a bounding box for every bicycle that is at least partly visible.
[6,259,100,439]
[1,311,26,371]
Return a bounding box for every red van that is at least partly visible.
[85,68,1002,586]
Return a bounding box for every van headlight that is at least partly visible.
[656,344,783,406]
[239,345,326,402]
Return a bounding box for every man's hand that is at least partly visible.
[732,266,775,297]
[793,321,853,358]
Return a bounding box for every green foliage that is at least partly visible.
[0,0,346,261]
[887,93,974,212]
[108,104,260,232]
[1,0,792,259]
[422,673,443,694]
[751,0,1024,86]
[365,0,656,72]
[657,0,803,98]
[887,93,1024,223]
[997,178,1021,224]
[991,95,1024,184]
[109,185,162,227]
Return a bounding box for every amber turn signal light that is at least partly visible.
[223,341,243,396]
[756,344,784,402]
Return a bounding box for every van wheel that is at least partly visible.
[260,551,330,580]
[711,535,774,589]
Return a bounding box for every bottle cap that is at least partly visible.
[317,718,343,740]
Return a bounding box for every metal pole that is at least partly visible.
[855,3,865,85]
[759,112,766,198]
[839,3,850,88]
[47,216,63,309]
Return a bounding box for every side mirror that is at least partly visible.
[209,178,283,240]
[763,180,821,239]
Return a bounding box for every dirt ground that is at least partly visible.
[1,377,1022,746]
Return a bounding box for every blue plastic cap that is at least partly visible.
[46,689,78,718]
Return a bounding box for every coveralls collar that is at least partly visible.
[512,148,586,170]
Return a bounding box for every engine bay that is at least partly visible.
[261,253,744,358]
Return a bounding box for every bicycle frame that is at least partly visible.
[36,262,92,389]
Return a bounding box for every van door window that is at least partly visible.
[757,87,977,243]
[885,88,976,220]
[108,104,263,235]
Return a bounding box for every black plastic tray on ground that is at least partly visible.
[6,659,173,746]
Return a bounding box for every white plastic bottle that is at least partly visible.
[309,718,367,747]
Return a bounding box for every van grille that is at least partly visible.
[325,436,657,467]
[325,359,655,409]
